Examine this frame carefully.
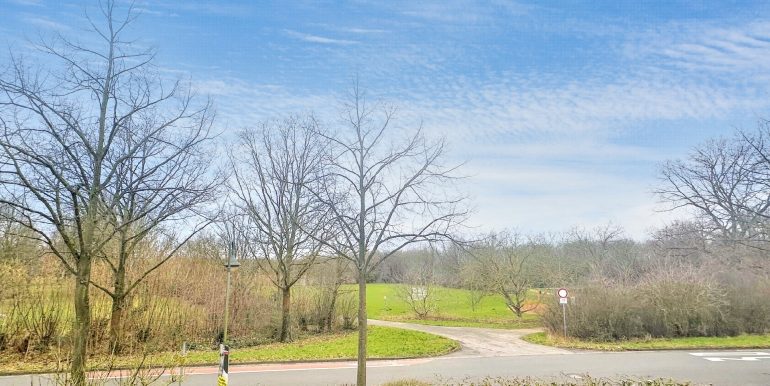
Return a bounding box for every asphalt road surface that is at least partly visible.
[367,319,572,357]
[2,320,768,386]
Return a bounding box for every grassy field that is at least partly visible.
[353,283,542,329]
[523,331,770,351]
[0,326,458,375]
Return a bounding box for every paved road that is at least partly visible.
[367,319,571,357]
[3,321,769,386]
[7,350,770,386]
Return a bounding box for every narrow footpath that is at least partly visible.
[368,319,573,357]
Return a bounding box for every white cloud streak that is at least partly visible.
[284,29,358,45]
[22,16,71,32]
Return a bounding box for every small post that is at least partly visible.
[557,288,569,337]
[561,302,567,337]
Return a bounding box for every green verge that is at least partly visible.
[354,283,542,329]
[0,326,459,375]
[523,331,770,351]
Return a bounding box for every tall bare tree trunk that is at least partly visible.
[71,256,92,386]
[279,287,292,342]
[325,287,338,332]
[109,293,126,353]
[309,85,465,386]
[108,248,127,353]
[356,271,367,386]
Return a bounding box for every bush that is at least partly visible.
[293,286,359,333]
[543,286,645,341]
[722,276,770,335]
[542,265,767,341]
[636,267,727,337]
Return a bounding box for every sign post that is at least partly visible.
[557,288,568,337]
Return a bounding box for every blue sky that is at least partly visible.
[3,0,770,238]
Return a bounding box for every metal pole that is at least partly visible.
[224,264,232,345]
[219,241,237,386]
[561,303,567,337]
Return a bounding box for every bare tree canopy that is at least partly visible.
[657,125,770,245]
[229,116,330,342]
[90,55,219,353]
[465,231,542,318]
[312,84,467,386]
[0,1,216,381]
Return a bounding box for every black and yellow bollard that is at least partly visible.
[217,344,230,386]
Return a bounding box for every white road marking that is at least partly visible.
[690,352,770,356]
[690,351,770,362]
[702,356,770,362]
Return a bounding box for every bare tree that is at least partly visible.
[651,220,712,264]
[305,257,355,331]
[740,122,770,233]
[312,85,466,386]
[0,1,215,381]
[568,224,624,264]
[395,249,438,318]
[567,224,643,282]
[0,205,41,262]
[229,116,329,342]
[91,91,218,353]
[468,231,541,319]
[656,134,770,243]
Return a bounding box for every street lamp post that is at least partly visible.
[223,240,240,344]
[218,240,240,386]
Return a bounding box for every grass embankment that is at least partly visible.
[354,283,541,329]
[0,326,458,375]
[523,331,770,351]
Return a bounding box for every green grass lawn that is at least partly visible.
[0,326,458,375]
[352,283,542,329]
[523,331,770,351]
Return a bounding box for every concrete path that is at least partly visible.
[368,319,573,357]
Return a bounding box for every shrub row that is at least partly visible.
[543,267,770,340]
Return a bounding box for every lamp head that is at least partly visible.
[225,240,240,269]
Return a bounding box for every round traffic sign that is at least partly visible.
[557,288,568,298]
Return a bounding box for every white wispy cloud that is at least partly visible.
[22,16,70,32]
[462,160,683,238]
[183,11,770,239]
[463,140,667,163]
[397,0,534,24]
[391,70,765,144]
[135,1,254,17]
[192,77,340,129]
[627,20,770,75]
[340,27,387,34]
[284,29,358,45]
[133,7,165,17]
[8,0,42,6]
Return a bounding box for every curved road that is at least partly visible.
[367,319,572,357]
[3,321,769,385]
